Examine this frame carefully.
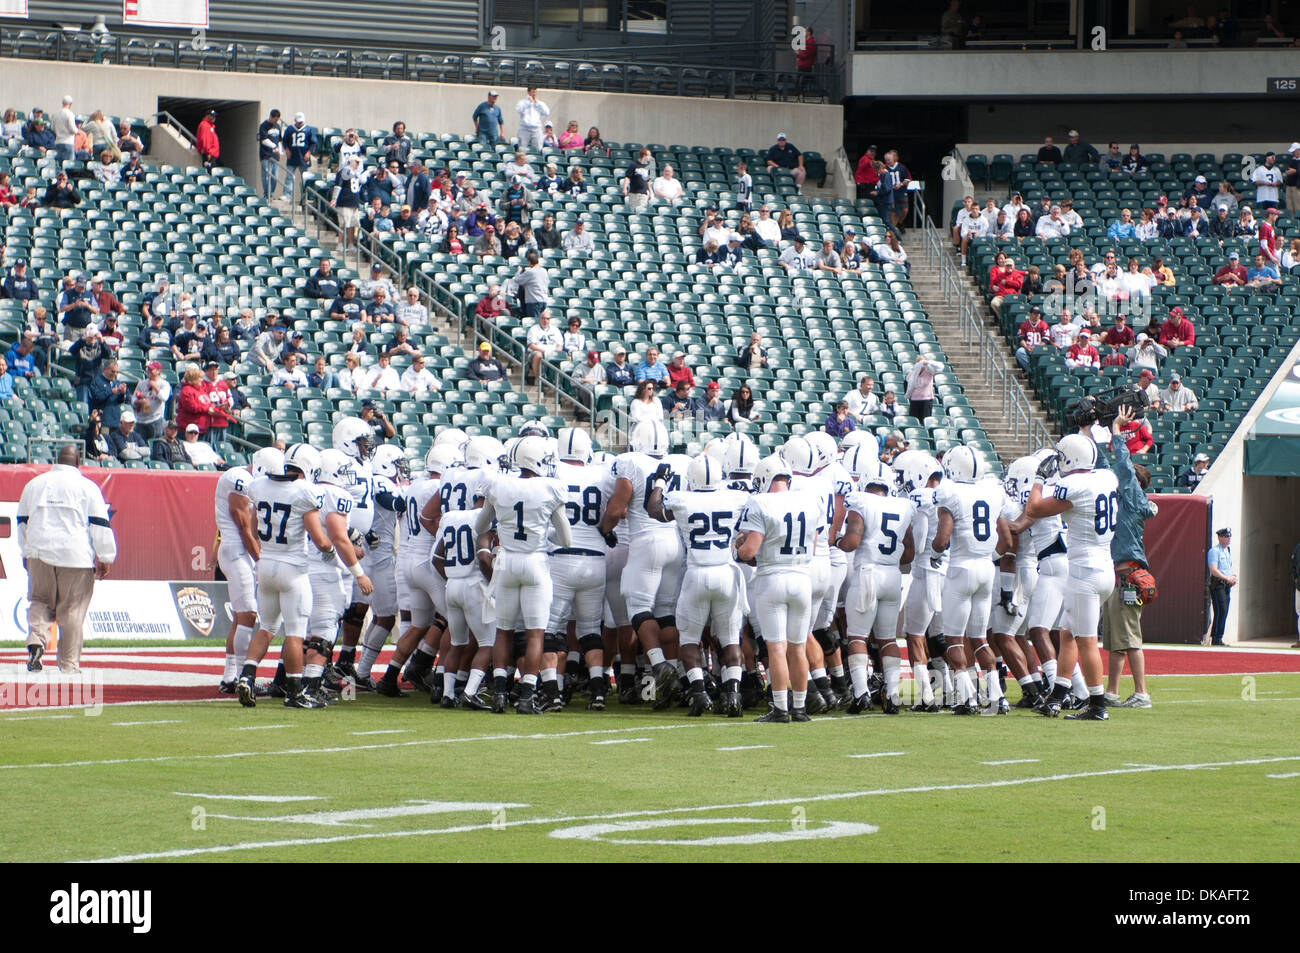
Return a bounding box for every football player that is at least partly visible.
[434,485,497,709]
[476,435,570,714]
[1012,451,1070,706]
[735,454,826,722]
[648,453,750,716]
[237,444,338,709]
[931,446,1014,714]
[599,419,685,708]
[896,451,949,711]
[593,450,631,703]
[330,417,377,683]
[838,452,916,713]
[1024,434,1118,720]
[806,431,856,707]
[353,443,407,686]
[545,428,614,711]
[723,434,765,708]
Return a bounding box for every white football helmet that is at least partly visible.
[859,455,895,492]
[629,419,669,458]
[332,417,373,461]
[424,443,461,477]
[838,430,871,453]
[1057,433,1099,473]
[317,448,354,487]
[687,454,726,491]
[556,427,592,464]
[518,420,551,440]
[371,443,409,481]
[250,446,285,477]
[943,445,983,484]
[511,434,553,475]
[899,452,944,493]
[284,443,321,482]
[723,433,758,477]
[781,435,818,475]
[591,450,617,467]
[703,437,728,465]
[752,453,793,494]
[1003,453,1046,501]
[806,432,837,471]
[434,427,469,450]
[463,435,504,470]
[842,445,879,486]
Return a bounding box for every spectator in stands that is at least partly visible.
[558,120,583,151]
[256,108,284,200]
[89,149,120,187]
[665,351,695,390]
[360,263,397,302]
[467,342,506,382]
[305,355,337,392]
[634,346,671,390]
[399,353,440,396]
[825,401,856,439]
[1285,143,1300,214]
[1122,257,1156,303]
[561,316,588,362]
[22,113,53,154]
[404,159,431,211]
[503,150,536,186]
[687,381,724,423]
[751,206,782,246]
[854,145,879,201]
[358,400,395,445]
[499,177,533,228]
[773,208,796,243]
[394,287,429,330]
[0,108,20,145]
[1120,144,1147,176]
[952,195,978,247]
[362,352,401,395]
[1159,372,1198,414]
[121,153,145,186]
[336,352,364,394]
[1260,207,1281,266]
[726,382,756,426]
[1184,174,1212,208]
[43,170,81,210]
[1135,367,1162,410]
[904,357,943,420]
[383,325,417,360]
[839,238,863,272]
[766,133,807,193]
[572,350,606,420]
[4,257,36,304]
[203,324,241,369]
[146,419,183,466]
[532,212,562,252]
[535,163,563,197]
[1246,252,1281,290]
[1133,207,1158,242]
[381,121,411,172]
[1252,151,1283,210]
[622,148,653,211]
[1103,312,1135,349]
[473,90,504,146]
[272,352,308,392]
[1282,237,1300,272]
[366,287,397,324]
[1066,331,1100,369]
[304,258,340,299]
[1128,334,1167,373]
[628,380,663,425]
[5,332,37,383]
[88,274,123,322]
[526,309,563,384]
[181,423,224,467]
[1234,206,1257,238]
[988,255,1024,316]
[1036,135,1062,164]
[115,120,143,155]
[874,231,909,273]
[1108,208,1138,241]
[880,150,911,233]
[541,123,558,149]
[83,409,112,462]
[250,324,285,372]
[1007,207,1033,241]
[1062,129,1098,164]
[662,380,694,421]
[474,283,510,328]
[1035,205,1070,240]
[391,204,419,237]
[327,283,363,324]
[779,236,817,274]
[652,165,684,206]
[1014,305,1051,372]
[438,224,465,255]
[737,332,768,370]
[516,87,550,152]
[979,197,1000,232]
[815,239,843,276]
[87,357,128,429]
[515,251,551,319]
[560,166,589,199]
[138,311,171,353]
[106,410,148,462]
[605,346,634,389]
[1213,250,1247,285]
[195,110,220,171]
[698,207,729,245]
[689,238,719,268]
[170,317,204,363]
[1180,452,1210,489]
[1207,204,1236,243]
[583,126,607,155]
[50,95,76,163]
[141,275,174,326]
[563,219,595,256]
[58,274,97,340]
[69,326,106,405]
[1158,309,1195,352]
[466,201,497,238]
[841,375,879,422]
[1120,414,1154,456]
[1210,179,1238,215]
[734,159,754,212]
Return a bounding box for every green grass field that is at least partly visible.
[2,673,1297,862]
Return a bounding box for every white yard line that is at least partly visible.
[716,745,773,751]
[233,724,295,731]
[74,754,1300,863]
[980,758,1039,765]
[0,713,75,720]
[589,738,650,745]
[1265,772,1300,779]
[112,720,182,726]
[847,751,907,759]
[349,729,415,736]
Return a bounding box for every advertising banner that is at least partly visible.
[123,0,209,29]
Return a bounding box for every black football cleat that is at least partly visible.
[516,694,542,715]
[950,702,977,715]
[846,692,874,715]
[439,693,457,709]
[790,707,811,723]
[617,682,642,706]
[236,675,257,708]
[718,690,743,718]
[218,680,236,695]
[322,665,346,692]
[332,658,357,682]
[686,687,713,717]
[267,680,288,699]
[586,689,607,711]
[909,700,941,713]
[880,695,901,715]
[981,697,1011,715]
[26,645,44,672]
[374,677,406,698]
[253,681,271,698]
[284,691,327,709]
[739,672,765,710]
[1061,693,1087,711]
[754,706,791,723]
[491,692,509,714]
[1065,703,1110,721]
[1040,700,1062,718]
[1013,691,1040,709]
[804,685,829,715]
[650,663,680,710]
[458,689,493,711]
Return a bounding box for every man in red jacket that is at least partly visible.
[989,255,1025,316]
[196,110,220,172]
[1158,306,1196,350]
[200,360,233,443]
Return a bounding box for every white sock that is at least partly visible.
[566,650,580,667]
[985,668,1002,703]
[912,662,934,703]
[540,667,557,684]
[957,669,975,705]
[223,653,237,682]
[304,663,323,679]
[521,673,537,688]
[848,652,870,697]
[881,652,900,701]
[234,625,253,670]
[465,670,484,696]
[1042,658,1058,682]
[830,664,845,678]
[416,641,437,657]
[646,648,665,667]
[792,689,807,709]
[722,665,742,684]
[357,623,391,679]
[771,689,788,711]
[588,664,604,681]
[1071,663,1087,700]
[443,671,456,696]
[810,666,827,681]
[686,667,704,684]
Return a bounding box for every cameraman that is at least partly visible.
[1102,406,1158,708]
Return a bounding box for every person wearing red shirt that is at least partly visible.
[1158,307,1196,350]
[1102,312,1134,348]
[1122,416,1154,455]
[1212,251,1247,285]
[854,145,880,201]
[176,365,212,435]
[666,351,696,389]
[1014,305,1050,372]
[474,282,509,326]
[200,361,234,442]
[989,256,1025,316]
[796,31,818,71]
[1259,207,1281,266]
[196,111,220,171]
[1065,332,1100,369]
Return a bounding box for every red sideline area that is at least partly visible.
[1,646,1297,710]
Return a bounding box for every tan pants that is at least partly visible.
[1287,186,1300,216]
[26,558,95,673]
[1101,586,1144,652]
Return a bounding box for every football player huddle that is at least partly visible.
[213,414,1119,722]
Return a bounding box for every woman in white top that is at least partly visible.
[652,165,684,205]
[1236,207,1257,237]
[1281,237,1300,273]
[628,380,664,425]
[1120,257,1155,302]
[1135,208,1158,241]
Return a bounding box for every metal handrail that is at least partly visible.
[915,193,1054,457]
[149,110,198,149]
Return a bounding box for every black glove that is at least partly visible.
[601,528,618,548]
[364,530,380,549]
[1035,453,1059,482]
[999,589,1017,615]
[652,463,672,484]
[347,527,364,548]
[929,551,944,570]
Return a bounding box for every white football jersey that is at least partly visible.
[438,508,483,580]
[550,461,615,552]
[312,483,355,574]
[823,460,855,540]
[789,470,835,558]
[369,473,401,554]
[908,485,941,556]
[484,474,566,555]
[1048,469,1119,570]
[846,491,916,570]
[214,466,254,546]
[612,451,681,540]
[437,466,492,515]
[1005,481,1066,563]
[663,488,749,568]
[401,477,442,562]
[248,475,319,565]
[344,458,374,534]
[936,478,1008,563]
[738,490,827,575]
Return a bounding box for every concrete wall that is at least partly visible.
[852,49,1300,99]
[148,123,196,169]
[0,58,843,187]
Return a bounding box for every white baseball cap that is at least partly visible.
[293,112,305,123]
[119,410,135,423]
[186,423,200,433]
[1289,142,1300,154]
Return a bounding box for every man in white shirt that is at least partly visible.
[779,237,817,274]
[562,220,596,255]
[1127,334,1167,372]
[272,352,309,391]
[753,206,782,245]
[652,165,684,205]
[957,201,989,266]
[131,359,172,440]
[53,94,77,164]
[394,287,429,329]
[1035,206,1069,240]
[363,352,401,394]
[337,352,364,394]
[504,149,536,184]
[1159,372,1198,413]
[700,209,731,248]
[515,87,550,152]
[526,309,564,384]
[17,443,117,673]
[182,423,225,467]
[1252,152,1283,209]
[843,375,879,421]
[399,352,441,395]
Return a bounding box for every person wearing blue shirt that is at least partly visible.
[605,347,634,388]
[6,336,38,380]
[1107,208,1138,241]
[1246,253,1282,290]
[634,347,670,389]
[0,357,15,403]
[257,108,283,199]
[282,113,316,203]
[472,91,504,146]
[1207,528,1236,646]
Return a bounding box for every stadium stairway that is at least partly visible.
[908,239,1055,464]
